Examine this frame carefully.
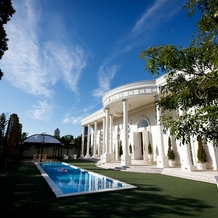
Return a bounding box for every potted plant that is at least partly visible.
[129,143,133,159]
[167,136,175,166]
[148,141,153,163]
[119,140,123,159]
[129,144,132,154]
[196,136,207,170]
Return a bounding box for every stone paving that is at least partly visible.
[84,158,218,185]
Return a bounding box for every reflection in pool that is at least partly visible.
[35,162,136,198]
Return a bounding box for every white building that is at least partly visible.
[81,75,218,172]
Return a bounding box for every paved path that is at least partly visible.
[83,158,218,184]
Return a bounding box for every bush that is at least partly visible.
[129,144,132,154]
[197,136,207,163]
[148,141,152,154]
[167,136,175,160]
[119,141,123,157]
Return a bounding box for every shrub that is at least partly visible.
[129,144,132,154]
[197,136,207,163]
[167,136,175,160]
[148,141,152,154]
[119,141,123,157]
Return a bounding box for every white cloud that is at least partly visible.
[128,0,183,43]
[1,0,52,97]
[27,100,53,121]
[44,42,87,94]
[1,0,88,98]
[62,115,82,125]
[1,0,89,121]
[92,63,118,98]
[82,105,96,112]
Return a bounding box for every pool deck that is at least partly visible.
[82,158,218,185]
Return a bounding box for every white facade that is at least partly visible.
[81,76,218,171]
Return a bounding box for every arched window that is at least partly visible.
[138,119,149,128]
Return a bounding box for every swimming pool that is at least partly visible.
[35,162,136,198]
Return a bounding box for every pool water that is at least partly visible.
[36,162,136,198]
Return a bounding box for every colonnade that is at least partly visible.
[81,99,132,166]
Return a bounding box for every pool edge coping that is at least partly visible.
[35,162,137,198]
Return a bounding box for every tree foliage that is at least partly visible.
[184,0,218,43]
[0,113,7,158]
[0,0,15,79]
[74,135,82,157]
[139,0,218,144]
[0,113,22,167]
[61,134,74,156]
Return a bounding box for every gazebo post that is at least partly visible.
[40,134,45,162]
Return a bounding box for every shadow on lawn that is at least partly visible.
[0,161,215,218]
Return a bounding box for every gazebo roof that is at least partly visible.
[23,133,61,145]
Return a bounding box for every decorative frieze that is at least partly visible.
[103,87,157,106]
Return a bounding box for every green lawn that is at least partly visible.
[0,159,218,218]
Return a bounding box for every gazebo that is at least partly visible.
[23,133,62,162]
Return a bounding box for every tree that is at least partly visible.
[139,0,218,144]
[197,136,207,163]
[61,134,74,156]
[74,135,82,157]
[0,0,15,79]
[0,113,21,167]
[119,140,123,157]
[18,132,28,161]
[167,136,175,160]
[148,141,152,154]
[0,113,8,161]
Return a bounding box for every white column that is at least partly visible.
[86,124,91,158]
[179,109,196,171]
[104,108,111,163]
[110,114,114,159]
[105,108,109,154]
[115,126,119,160]
[81,126,85,157]
[92,121,97,158]
[155,96,168,168]
[97,130,101,157]
[121,99,131,166]
[212,144,218,170]
[102,117,105,155]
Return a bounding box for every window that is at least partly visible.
[138,119,148,128]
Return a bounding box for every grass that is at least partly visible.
[0,159,218,218]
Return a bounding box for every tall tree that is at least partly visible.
[139,0,218,144]
[61,134,74,156]
[18,131,28,161]
[0,112,8,161]
[74,135,82,157]
[0,0,15,79]
[1,113,21,167]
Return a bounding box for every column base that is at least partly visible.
[121,154,131,166]
[182,163,196,172]
[110,153,115,161]
[157,155,168,168]
[85,154,90,158]
[102,153,111,163]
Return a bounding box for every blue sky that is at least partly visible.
[0,0,201,137]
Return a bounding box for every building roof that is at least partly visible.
[23,133,61,145]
